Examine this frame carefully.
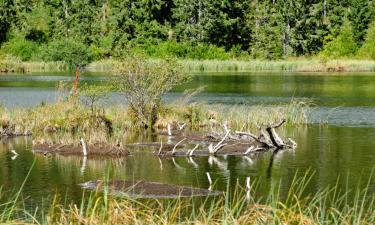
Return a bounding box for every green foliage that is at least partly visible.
[112,57,191,128]
[41,38,91,67]
[321,21,358,58]
[0,0,15,44]
[79,83,110,114]
[1,0,374,60]
[0,34,40,60]
[357,22,375,59]
[139,41,232,60]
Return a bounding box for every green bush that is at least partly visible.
[41,38,91,66]
[0,34,41,61]
[132,41,232,60]
[112,57,191,128]
[321,21,358,58]
[357,22,375,59]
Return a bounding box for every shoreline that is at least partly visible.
[1,58,375,73]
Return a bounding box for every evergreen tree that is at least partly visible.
[249,1,283,59]
[357,22,375,59]
[0,0,16,45]
[321,20,357,58]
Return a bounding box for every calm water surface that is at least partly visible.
[0,72,374,212]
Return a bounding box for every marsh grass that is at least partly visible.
[2,58,375,73]
[2,97,309,145]
[182,59,375,72]
[1,170,374,224]
[0,55,26,73]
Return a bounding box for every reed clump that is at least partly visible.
[0,55,26,73]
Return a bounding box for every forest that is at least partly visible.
[1,0,375,63]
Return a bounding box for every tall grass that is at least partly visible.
[2,58,375,73]
[1,170,374,224]
[182,59,375,72]
[2,97,309,145]
[0,160,39,224]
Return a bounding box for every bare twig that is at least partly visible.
[157,141,163,155]
[208,130,229,154]
[178,122,186,130]
[80,138,88,156]
[186,144,199,157]
[270,119,286,129]
[236,131,260,141]
[171,138,186,156]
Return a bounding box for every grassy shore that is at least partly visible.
[1,171,374,224]
[2,58,375,73]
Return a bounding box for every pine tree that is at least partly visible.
[321,20,357,58]
[357,22,375,59]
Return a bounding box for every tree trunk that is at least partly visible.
[73,67,80,96]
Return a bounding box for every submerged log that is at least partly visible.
[32,143,129,157]
[79,179,221,198]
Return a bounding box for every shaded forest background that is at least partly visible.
[0,0,375,63]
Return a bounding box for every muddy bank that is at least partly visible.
[32,143,129,157]
[80,180,221,198]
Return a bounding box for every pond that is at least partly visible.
[0,72,374,212]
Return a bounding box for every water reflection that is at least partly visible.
[0,125,374,211]
[2,72,375,126]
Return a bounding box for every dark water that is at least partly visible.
[0,72,375,211]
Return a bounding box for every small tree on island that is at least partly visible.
[112,57,191,128]
[79,83,109,115]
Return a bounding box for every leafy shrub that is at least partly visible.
[133,41,232,60]
[41,38,91,66]
[0,34,41,60]
[79,83,110,114]
[112,57,191,128]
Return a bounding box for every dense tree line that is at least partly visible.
[0,0,374,62]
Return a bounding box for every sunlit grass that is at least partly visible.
[1,170,374,224]
[2,58,375,73]
[1,97,310,145]
[182,59,375,72]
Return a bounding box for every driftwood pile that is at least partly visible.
[154,119,297,157]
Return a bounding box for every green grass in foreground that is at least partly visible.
[2,58,375,73]
[1,169,374,224]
